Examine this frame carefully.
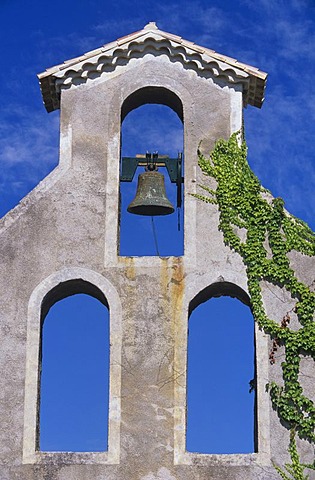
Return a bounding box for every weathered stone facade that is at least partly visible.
[0,23,313,480]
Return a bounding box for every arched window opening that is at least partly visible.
[120,87,184,257]
[39,281,109,452]
[186,285,256,454]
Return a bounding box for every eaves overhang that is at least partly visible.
[38,22,267,113]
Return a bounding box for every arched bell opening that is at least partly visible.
[186,282,257,454]
[119,87,184,257]
[38,280,110,452]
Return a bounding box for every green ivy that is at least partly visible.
[273,430,315,480]
[195,132,315,477]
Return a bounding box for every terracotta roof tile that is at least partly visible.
[38,22,267,111]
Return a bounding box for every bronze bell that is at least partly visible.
[127,171,175,216]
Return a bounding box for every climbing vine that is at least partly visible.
[274,431,315,480]
[195,132,315,478]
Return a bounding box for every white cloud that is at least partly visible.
[153,2,227,49]
[0,105,59,168]
[122,105,183,157]
[245,83,315,228]
[0,103,59,213]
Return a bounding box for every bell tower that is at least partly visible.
[0,22,314,480]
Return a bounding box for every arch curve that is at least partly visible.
[188,281,251,316]
[23,267,122,464]
[186,281,256,454]
[41,278,109,320]
[121,86,183,122]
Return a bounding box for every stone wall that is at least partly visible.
[0,46,313,480]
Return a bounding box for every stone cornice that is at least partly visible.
[38,23,267,112]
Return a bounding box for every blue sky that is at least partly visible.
[1,0,314,455]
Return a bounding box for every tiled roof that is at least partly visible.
[38,22,267,112]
